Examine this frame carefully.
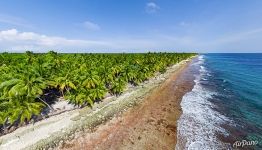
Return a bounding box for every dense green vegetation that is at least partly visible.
[0,51,195,132]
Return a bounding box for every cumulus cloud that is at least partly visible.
[1,28,261,53]
[0,29,165,53]
[0,29,110,52]
[0,29,186,53]
[82,21,100,31]
[145,2,160,14]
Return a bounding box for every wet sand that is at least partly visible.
[59,60,195,150]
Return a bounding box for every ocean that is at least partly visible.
[176,54,262,150]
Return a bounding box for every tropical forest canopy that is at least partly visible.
[0,51,195,131]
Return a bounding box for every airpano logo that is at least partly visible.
[233,140,258,148]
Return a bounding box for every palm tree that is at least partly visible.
[122,65,136,82]
[49,74,76,97]
[7,96,44,125]
[0,51,196,128]
[0,70,54,112]
[97,66,114,85]
[0,68,46,98]
[82,71,100,89]
[110,78,127,95]
[89,83,107,100]
[25,51,35,64]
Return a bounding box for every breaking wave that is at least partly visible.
[176,55,231,150]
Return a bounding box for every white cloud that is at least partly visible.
[1,28,262,53]
[213,28,262,44]
[0,29,110,52]
[204,28,262,52]
[145,2,160,14]
[179,21,190,27]
[0,29,187,53]
[82,21,100,31]
[0,14,33,28]
[0,29,166,53]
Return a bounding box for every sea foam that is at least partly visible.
[176,55,231,150]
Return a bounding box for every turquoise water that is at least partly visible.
[205,54,262,147]
[176,54,262,149]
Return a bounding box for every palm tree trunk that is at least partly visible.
[61,90,64,97]
[37,97,54,112]
[3,123,7,134]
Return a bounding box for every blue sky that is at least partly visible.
[0,0,262,53]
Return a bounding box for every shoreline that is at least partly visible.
[58,58,196,149]
[176,55,233,149]
[0,56,196,150]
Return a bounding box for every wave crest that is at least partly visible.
[176,55,231,150]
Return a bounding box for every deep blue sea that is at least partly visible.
[176,54,262,149]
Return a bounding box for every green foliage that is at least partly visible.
[0,51,196,128]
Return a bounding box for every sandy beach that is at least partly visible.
[1,1,261,149]
[58,59,195,150]
[0,57,195,150]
